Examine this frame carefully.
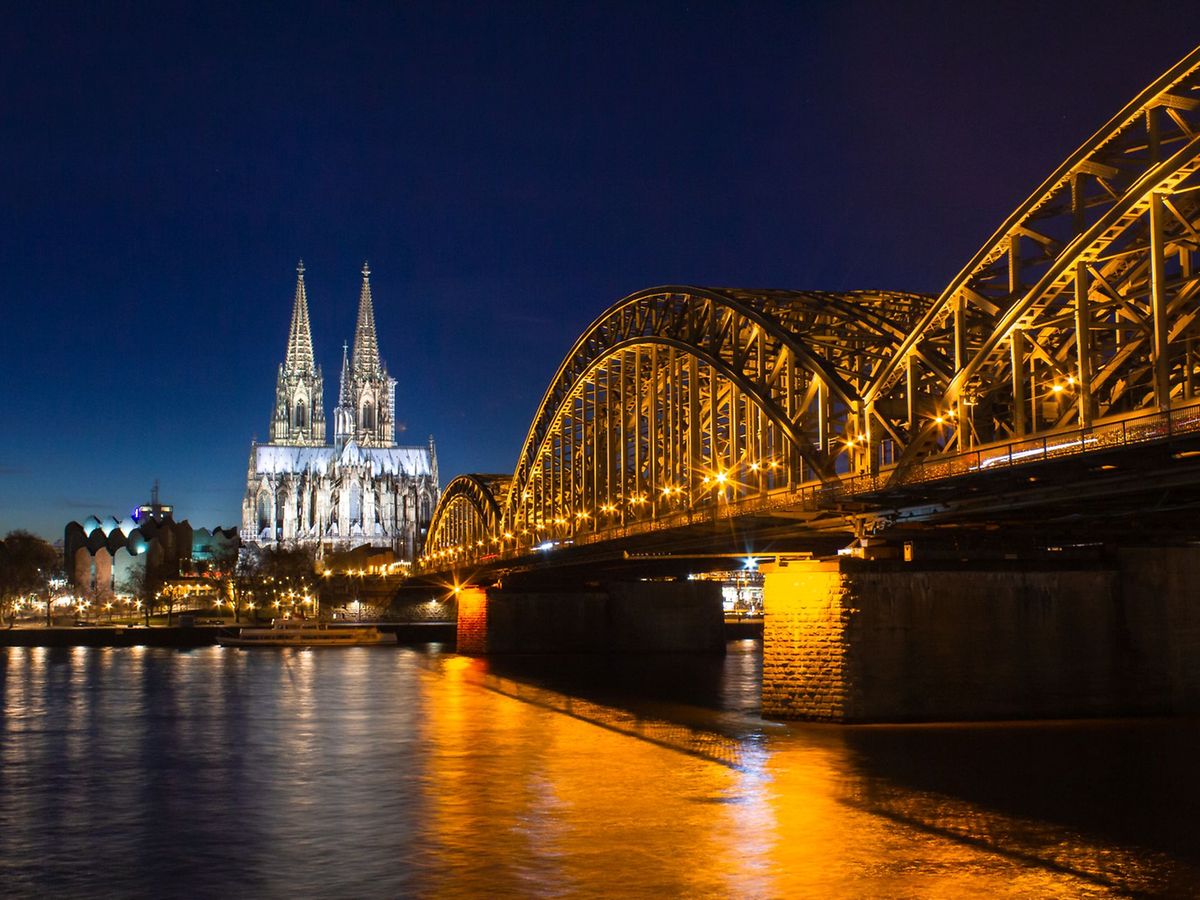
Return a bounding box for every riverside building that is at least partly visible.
[241,262,439,560]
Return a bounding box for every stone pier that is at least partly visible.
[456,581,725,655]
[762,548,1200,722]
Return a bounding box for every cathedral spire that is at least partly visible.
[284,259,315,373]
[339,340,352,405]
[351,261,381,374]
[269,260,326,446]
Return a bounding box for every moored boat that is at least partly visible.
[217,619,389,647]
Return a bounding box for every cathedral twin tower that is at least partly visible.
[270,260,397,450]
[242,262,439,560]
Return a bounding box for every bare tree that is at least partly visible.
[119,565,157,627]
[0,531,57,629]
[252,546,319,619]
[210,545,254,623]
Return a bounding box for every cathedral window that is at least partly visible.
[256,493,271,533]
[361,401,375,431]
[294,399,307,429]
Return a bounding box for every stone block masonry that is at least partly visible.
[763,549,1200,723]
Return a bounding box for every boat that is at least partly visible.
[217,619,390,647]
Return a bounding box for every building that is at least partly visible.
[241,261,439,559]
[65,489,238,597]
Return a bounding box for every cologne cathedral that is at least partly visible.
[241,262,439,559]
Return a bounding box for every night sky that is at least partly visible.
[2,1,1194,540]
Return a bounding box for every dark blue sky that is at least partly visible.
[1,1,1194,539]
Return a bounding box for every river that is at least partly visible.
[1,641,1197,897]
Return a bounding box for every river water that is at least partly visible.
[1,641,1197,898]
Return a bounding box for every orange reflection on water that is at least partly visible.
[412,653,1189,897]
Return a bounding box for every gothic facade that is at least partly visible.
[241,262,439,559]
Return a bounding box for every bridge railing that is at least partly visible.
[885,399,1200,492]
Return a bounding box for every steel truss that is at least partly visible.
[424,474,509,566]
[423,45,1200,571]
[870,46,1200,471]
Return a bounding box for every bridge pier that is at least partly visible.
[762,548,1200,722]
[456,581,725,655]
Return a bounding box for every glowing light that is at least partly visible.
[715,471,728,485]
[1052,383,1064,393]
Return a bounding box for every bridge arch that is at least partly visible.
[865,46,1200,476]
[499,286,932,545]
[423,474,509,566]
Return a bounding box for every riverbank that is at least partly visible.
[0,622,458,648]
[0,619,760,648]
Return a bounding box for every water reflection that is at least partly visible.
[0,643,1196,897]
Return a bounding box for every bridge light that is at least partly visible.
[715,471,728,485]
[934,415,945,425]
[749,462,760,472]
[1052,383,1064,393]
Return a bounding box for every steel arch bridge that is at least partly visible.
[423,45,1200,573]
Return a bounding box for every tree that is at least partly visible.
[210,545,254,623]
[0,531,58,628]
[119,564,157,627]
[252,545,318,620]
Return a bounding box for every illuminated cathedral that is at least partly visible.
[241,261,439,559]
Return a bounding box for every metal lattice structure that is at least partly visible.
[424,474,509,566]
[422,46,1200,572]
[869,47,1200,469]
